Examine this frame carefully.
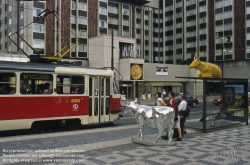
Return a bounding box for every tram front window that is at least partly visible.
[113,81,119,94]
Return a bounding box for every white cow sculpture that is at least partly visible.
[124,99,175,143]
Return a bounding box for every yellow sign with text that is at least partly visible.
[71,99,81,103]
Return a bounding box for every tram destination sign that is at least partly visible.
[21,73,52,80]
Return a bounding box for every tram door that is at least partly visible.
[89,77,110,123]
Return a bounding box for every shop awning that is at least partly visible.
[151,83,182,87]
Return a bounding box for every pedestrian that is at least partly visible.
[162,91,182,141]
[162,89,167,100]
[178,94,187,134]
[156,92,166,106]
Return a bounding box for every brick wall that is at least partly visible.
[234,0,245,60]
[45,1,55,56]
[61,0,70,57]
[88,0,98,38]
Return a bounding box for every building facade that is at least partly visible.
[0,0,250,99]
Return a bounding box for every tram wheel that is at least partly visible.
[30,122,41,134]
[66,119,81,131]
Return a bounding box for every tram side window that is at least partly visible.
[0,73,16,95]
[20,73,53,94]
[56,75,84,94]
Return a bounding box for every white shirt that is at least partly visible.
[178,100,187,111]
[157,98,163,106]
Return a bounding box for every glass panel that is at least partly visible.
[56,75,84,94]
[89,77,92,96]
[94,97,98,116]
[20,73,53,94]
[106,98,110,115]
[101,78,104,96]
[89,98,92,116]
[101,97,104,115]
[0,73,16,95]
[106,78,110,96]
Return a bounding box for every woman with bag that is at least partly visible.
[156,92,166,106]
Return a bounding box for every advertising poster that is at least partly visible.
[223,87,234,106]
[156,65,168,75]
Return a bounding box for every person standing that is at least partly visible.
[169,91,182,141]
[156,92,166,106]
[178,95,187,134]
[162,89,167,100]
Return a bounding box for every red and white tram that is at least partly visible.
[0,61,121,132]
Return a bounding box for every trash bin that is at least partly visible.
[173,116,184,138]
[141,94,146,100]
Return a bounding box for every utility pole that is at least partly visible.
[111,30,114,71]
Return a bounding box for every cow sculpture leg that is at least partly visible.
[153,117,164,143]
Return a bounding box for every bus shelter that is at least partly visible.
[176,77,248,133]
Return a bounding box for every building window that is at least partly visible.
[200,40,206,46]
[216,25,223,32]
[136,13,140,19]
[153,18,158,23]
[136,33,140,39]
[166,45,173,50]
[145,24,149,30]
[20,11,24,19]
[166,25,173,31]
[224,0,232,6]
[153,27,158,32]
[215,1,222,8]
[108,17,118,24]
[71,1,76,10]
[136,23,140,29]
[187,31,196,37]
[176,43,182,49]
[215,13,223,20]
[33,8,44,17]
[145,35,149,40]
[108,6,117,14]
[200,6,206,12]
[108,29,118,36]
[224,11,232,19]
[247,7,250,14]
[99,0,106,2]
[200,51,206,57]
[153,47,158,52]
[200,17,206,23]
[187,8,196,16]
[153,37,158,42]
[145,14,149,20]
[20,41,23,49]
[176,32,182,38]
[187,20,196,27]
[247,20,250,27]
[99,20,106,28]
[71,43,76,52]
[247,33,250,40]
[78,44,87,52]
[166,35,173,40]
[33,24,44,33]
[99,7,106,15]
[145,45,149,50]
[176,1,182,8]
[166,15,173,21]
[123,19,129,26]
[176,12,182,18]
[154,8,158,14]
[176,22,182,28]
[71,29,76,38]
[79,31,87,38]
[71,16,76,24]
[166,5,173,11]
[225,36,232,42]
[78,3,87,11]
[187,0,196,6]
[224,23,232,30]
[20,26,23,34]
[187,41,196,48]
[216,37,223,44]
[8,18,11,25]
[123,30,129,37]
[123,8,128,15]
[33,39,44,48]
[9,5,12,12]
[78,17,87,25]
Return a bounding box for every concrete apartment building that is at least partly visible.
[0,0,250,99]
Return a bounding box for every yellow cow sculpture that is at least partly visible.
[189,57,222,78]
